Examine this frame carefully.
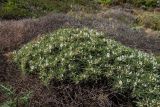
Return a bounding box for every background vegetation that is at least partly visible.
[0,0,159,19]
[0,0,96,19]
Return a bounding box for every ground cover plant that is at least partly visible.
[13,28,160,107]
[0,84,31,107]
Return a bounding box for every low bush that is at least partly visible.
[13,28,160,106]
[137,12,160,30]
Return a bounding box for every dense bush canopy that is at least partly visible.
[13,28,160,106]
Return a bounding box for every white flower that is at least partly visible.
[60,44,63,48]
[119,80,123,86]
[106,53,110,57]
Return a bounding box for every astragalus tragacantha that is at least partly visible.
[13,28,160,107]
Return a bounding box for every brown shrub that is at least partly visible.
[0,13,80,52]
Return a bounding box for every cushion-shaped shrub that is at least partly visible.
[13,28,160,106]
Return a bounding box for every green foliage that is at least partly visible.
[101,0,159,7]
[0,84,32,107]
[0,0,158,19]
[0,0,97,19]
[0,0,49,19]
[156,55,160,64]
[0,0,31,19]
[130,0,158,7]
[137,12,160,30]
[13,28,160,106]
[0,0,71,19]
[97,0,112,4]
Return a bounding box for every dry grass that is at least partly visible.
[137,11,160,30]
